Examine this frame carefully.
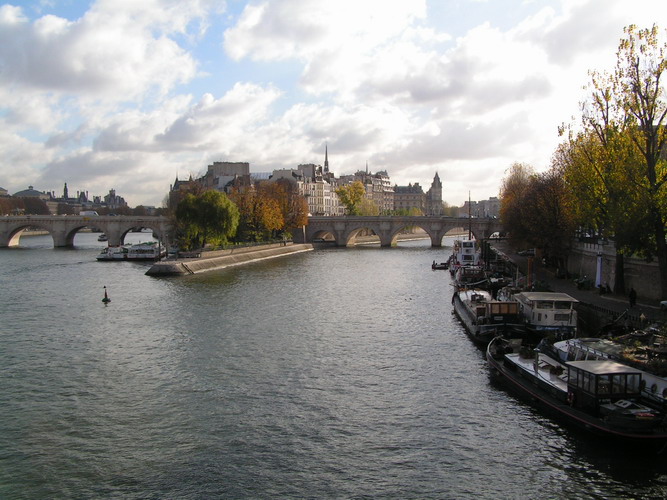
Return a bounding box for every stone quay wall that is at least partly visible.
[146,243,313,276]
[566,241,663,301]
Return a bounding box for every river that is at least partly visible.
[1,233,666,499]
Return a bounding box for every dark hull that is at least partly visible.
[486,341,667,450]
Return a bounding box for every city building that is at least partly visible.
[103,189,128,210]
[393,183,425,214]
[201,161,251,192]
[338,164,394,214]
[12,186,51,201]
[459,196,500,218]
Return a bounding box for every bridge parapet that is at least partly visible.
[0,215,172,248]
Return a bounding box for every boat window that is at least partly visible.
[536,301,553,309]
[612,375,624,394]
[554,302,572,310]
[627,374,641,393]
[597,375,611,394]
[583,372,592,393]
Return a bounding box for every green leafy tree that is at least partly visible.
[175,190,239,249]
[359,197,380,216]
[335,181,366,215]
[566,24,667,295]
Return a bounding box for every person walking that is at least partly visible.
[629,287,637,308]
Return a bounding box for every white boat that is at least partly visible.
[96,242,164,261]
[451,289,525,347]
[96,246,127,261]
[513,291,578,340]
[449,238,481,276]
[126,241,165,261]
[97,233,108,241]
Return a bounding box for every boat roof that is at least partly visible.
[458,289,492,299]
[566,359,644,375]
[559,338,626,358]
[515,292,578,303]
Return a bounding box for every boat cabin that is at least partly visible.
[567,359,643,411]
[455,265,486,287]
[514,292,578,338]
[452,239,480,267]
[486,301,520,320]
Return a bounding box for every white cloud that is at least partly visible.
[2,0,666,207]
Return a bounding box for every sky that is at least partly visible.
[0,0,665,208]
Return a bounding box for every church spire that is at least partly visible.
[324,143,329,172]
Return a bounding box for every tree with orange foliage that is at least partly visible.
[230,185,284,241]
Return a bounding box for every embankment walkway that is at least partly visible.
[492,240,665,333]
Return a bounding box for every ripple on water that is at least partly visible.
[1,237,667,498]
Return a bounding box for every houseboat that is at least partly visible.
[487,337,667,449]
[452,289,525,347]
[513,291,578,340]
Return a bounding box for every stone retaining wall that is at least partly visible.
[567,241,662,301]
[146,243,313,276]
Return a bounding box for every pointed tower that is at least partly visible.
[63,182,68,200]
[324,143,329,173]
[427,172,443,215]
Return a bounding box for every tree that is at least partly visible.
[521,169,577,271]
[358,197,380,216]
[572,24,667,296]
[499,162,535,248]
[229,186,284,241]
[555,127,649,293]
[133,205,148,216]
[20,197,50,215]
[335,181,366,215]
[175,190,239,249]
[259,179,309,235]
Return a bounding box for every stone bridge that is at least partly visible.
[0,215,172,248]
[294,216,504,247]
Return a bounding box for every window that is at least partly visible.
[627,374,641,393]
[597,375,611,394]
[612,375,624,394]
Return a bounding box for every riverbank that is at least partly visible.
[145,242,313,276]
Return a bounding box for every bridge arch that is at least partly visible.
[3,221,56,247]
[300,216,503,247]
[0,216,172,248]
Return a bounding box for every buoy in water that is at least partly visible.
[102,286,111,303]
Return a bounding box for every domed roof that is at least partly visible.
[13,186,50,199]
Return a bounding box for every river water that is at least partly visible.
[1,233,667,499]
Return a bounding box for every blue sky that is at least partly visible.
[0,0,664,207]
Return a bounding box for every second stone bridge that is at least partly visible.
[295,216,503,247]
